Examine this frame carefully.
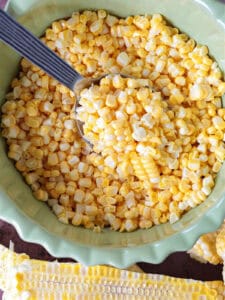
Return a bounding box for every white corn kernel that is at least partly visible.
[132,127,146,142]
[116,52,130,66]
[78,178,92,188]
[74,189,85,203]
[52,204,64,215]
[78,162,89,173]
[201,186,212,196]
[64,119,75,130]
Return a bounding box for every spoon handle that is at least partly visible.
[0,9,82,90]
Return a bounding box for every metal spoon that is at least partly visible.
[0,9,113,140]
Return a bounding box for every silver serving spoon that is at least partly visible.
[0,10,118,141]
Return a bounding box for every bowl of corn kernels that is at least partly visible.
[0,0,225,267]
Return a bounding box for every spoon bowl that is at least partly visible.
[74,73,144,143]
[0,10,145,144]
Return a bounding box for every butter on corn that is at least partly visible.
[1,10,225,232]
[0,245,224,300]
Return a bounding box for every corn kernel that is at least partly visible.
[116,52,130,66]
[33,189,48,201]
[55,182,66,194]
[188,159,200,171]
[124,219,138,232]
[212,161,222,173]
[52,204,64,216]
[78,162,89,173]
[212,116,225,130]
[72,213,83,226]
[78,178,92,188]
[1,115,16,127]
[47,153,59,166]
[74,189,85,203]
[90,19,103,34]
[106,94,117,108]
[60,161,70,173]
[85,205,98,216]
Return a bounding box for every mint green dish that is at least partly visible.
[0,0,225,268]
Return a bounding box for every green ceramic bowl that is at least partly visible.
[0,0,225,268]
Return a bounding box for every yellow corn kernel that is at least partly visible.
[58,214,69,224]
[5,125,20,138]
[31,148,44,160]
[212,161,222,173]
[25,173,39,184]
[8,150,21,161]
[33,189,48,201]
[60,161,70,173]
[45,181,56,190]
[106,94,117,108]
[215,147,225,162]
[25,116,42,128]
[187,159,200,171]
[25,158,41,170]
[15,160,27,172]
[84,192,95,204]
[66,185,76,196]
[85,205,98,216]
[103,186,118,196]
[1,115,16,127]
[47,153,59,166]
[124,208,139,219]
[218,82,225,96]
[58,151,66,162]
[126,101,136,114]
[55,182,66,195]
[69,169,79,181]
[41,75,49,89]
[72,213,83,226]
[26,103,39,117]
[51,170,60,177]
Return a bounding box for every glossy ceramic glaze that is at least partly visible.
[0,0,224,267]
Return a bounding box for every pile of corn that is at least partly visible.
[1,10,225,231]
[0,244,224,299]
[77,74,225,225]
